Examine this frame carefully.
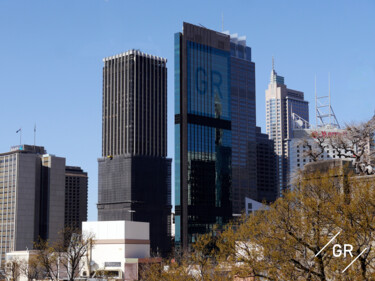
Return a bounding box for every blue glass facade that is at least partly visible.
[175,23,232,248]
[186,41,231,120]
[174,33,181,244]
[174,33,181,115]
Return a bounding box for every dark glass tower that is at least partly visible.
[229,34,257,214]
[65,166,88,231]
[98,50,172,255]
[175,23,232,249]
[175,23,278,249]
[256,127,277,203]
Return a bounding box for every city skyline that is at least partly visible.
[0,0,374,221]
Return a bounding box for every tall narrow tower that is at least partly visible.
[265,61,309,195]
[175,23,232,249]
[227,32,257,213]
[98,50,172,255]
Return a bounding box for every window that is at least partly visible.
[248,202,252,210]
[247,202,253,214]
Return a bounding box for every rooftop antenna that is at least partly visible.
[315,75,317,127]
[34,123,36,146]
[16,128,22,145]
[329,72,331,126]
[272,56,275,71]
[315,73,340,128]
[222,12,224,32]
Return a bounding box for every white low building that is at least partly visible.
[288,126,347,183]
[82,220,150,280]
[245,197,269,215]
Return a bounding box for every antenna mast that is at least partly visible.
[328,72,331,126]
[34,124,36,146]
[315,75,317,127]
[222,12,224,32]
[315,73,340,128]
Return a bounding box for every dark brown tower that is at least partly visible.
[98,50,171,256]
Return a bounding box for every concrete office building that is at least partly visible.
[265,63,309,195]
[288,114,347,182]
[0,145,65,266]
[0,145,88,266]
[98,50,172,255]
[65,166,88,230]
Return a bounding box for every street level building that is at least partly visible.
[265,63,309,195]
[98,50,172,255]
[82,221,150,280]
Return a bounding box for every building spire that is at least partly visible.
[270,56,277,83]
[222,12,224,32]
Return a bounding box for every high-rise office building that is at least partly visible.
[256,127,277,203]
[265,63,309,194]
[65,166,88,231]
[175,23,232,248]
[98,50,172,255]
[175,23,278,248]
[227,33,257,214]
[0,145,66,266]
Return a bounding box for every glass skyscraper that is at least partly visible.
[228,33,258,213]
[175,23,278,249]
[175,23,232,249]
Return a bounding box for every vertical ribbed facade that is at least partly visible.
[102,50,167,157]
[0,145,70,266]
[0,153,18,266]
[99,50,172,256]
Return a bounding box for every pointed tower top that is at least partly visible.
[270,56,285,85]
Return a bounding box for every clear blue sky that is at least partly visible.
[0,0,374,221]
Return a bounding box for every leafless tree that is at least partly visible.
[34,238,60,281]
[5,258,21,281]
[19,255,44,281]
[34,227,94,281]
[301,135,326,161]
[302,117,375,175]
[58,228,94,281]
